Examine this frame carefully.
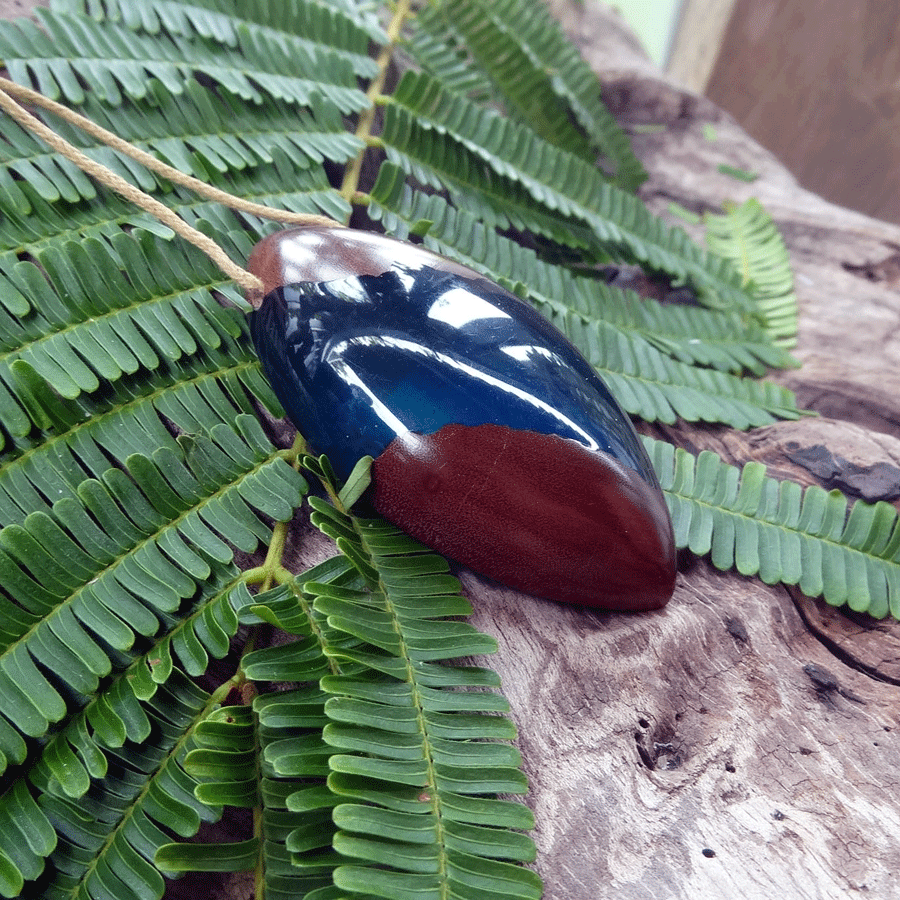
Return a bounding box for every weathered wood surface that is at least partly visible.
[264,4,900,897]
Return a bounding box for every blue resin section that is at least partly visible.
[251,263,656,485]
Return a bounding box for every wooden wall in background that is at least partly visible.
[703,0,900,226]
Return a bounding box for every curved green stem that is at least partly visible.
[341,0,415,202]
[243,432,309,591]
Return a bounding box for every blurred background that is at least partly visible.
[615,0,900,226]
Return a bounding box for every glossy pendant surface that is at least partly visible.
[249,227,675,610]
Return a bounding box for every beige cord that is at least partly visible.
[0,76,347,299]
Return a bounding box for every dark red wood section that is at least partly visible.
[371,422,676,611]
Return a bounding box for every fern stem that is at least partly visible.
[340,0,415,202]
[353,520,452,896]
[323,479,452,895]
[246,433,309,590]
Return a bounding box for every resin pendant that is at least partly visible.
[248,227,675,611]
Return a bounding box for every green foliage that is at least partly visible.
[704,198,799,348]
[31,668,223,900]
[0,1,887,898]
[1,2,371,109]
[383,68,751,310]
[409,0,647,189]
[649,439,900,619]
[305,465,540,900]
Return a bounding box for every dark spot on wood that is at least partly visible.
[664,286,698,305]
[803,662,866,705]
[842,246,900,285]
[635,724,683,770]
[834,461,900,502]
[785,443,900,501]
[799,747,814,756]
[702,848,716,858]
[725,616,749,644]
[804,662,839,692]
[725,763,736,773]
[635,738,655,770]
[773,810,786,821]
[786,443,840,480]
[676,546,698,573]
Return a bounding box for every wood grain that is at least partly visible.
[500,3,900,897]
[706,0,900,226]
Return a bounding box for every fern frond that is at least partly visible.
[704,198,799,348]
[414,0,647,190]
[148,577,244,681]
[161,699,334,888]
[404,9,495,102]
[0,7,369,111]
[249,577,351,895]
[0,332,275,526]
[66,0,389,46]
[29,670,221,900]
[411,1,592,159]
[55,0,381,78]
[0,230,250,444]
[650,439,900,619]
[0,114,105,208]
[0,418,305,764]
[158,703,263,865]
[385,70,750,309]
[42,78,364,187]
[32,578,243,806]
[559,311,801,427]
[293,463,541,900]
[380,104,598,250]
[0,781,55,895]
[157,566,359,893]
[0,158,344,296]
[174,153,352,230]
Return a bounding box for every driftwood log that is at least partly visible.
[189,3,900,899]
[5,0,900,897]
[277,5,900,897]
